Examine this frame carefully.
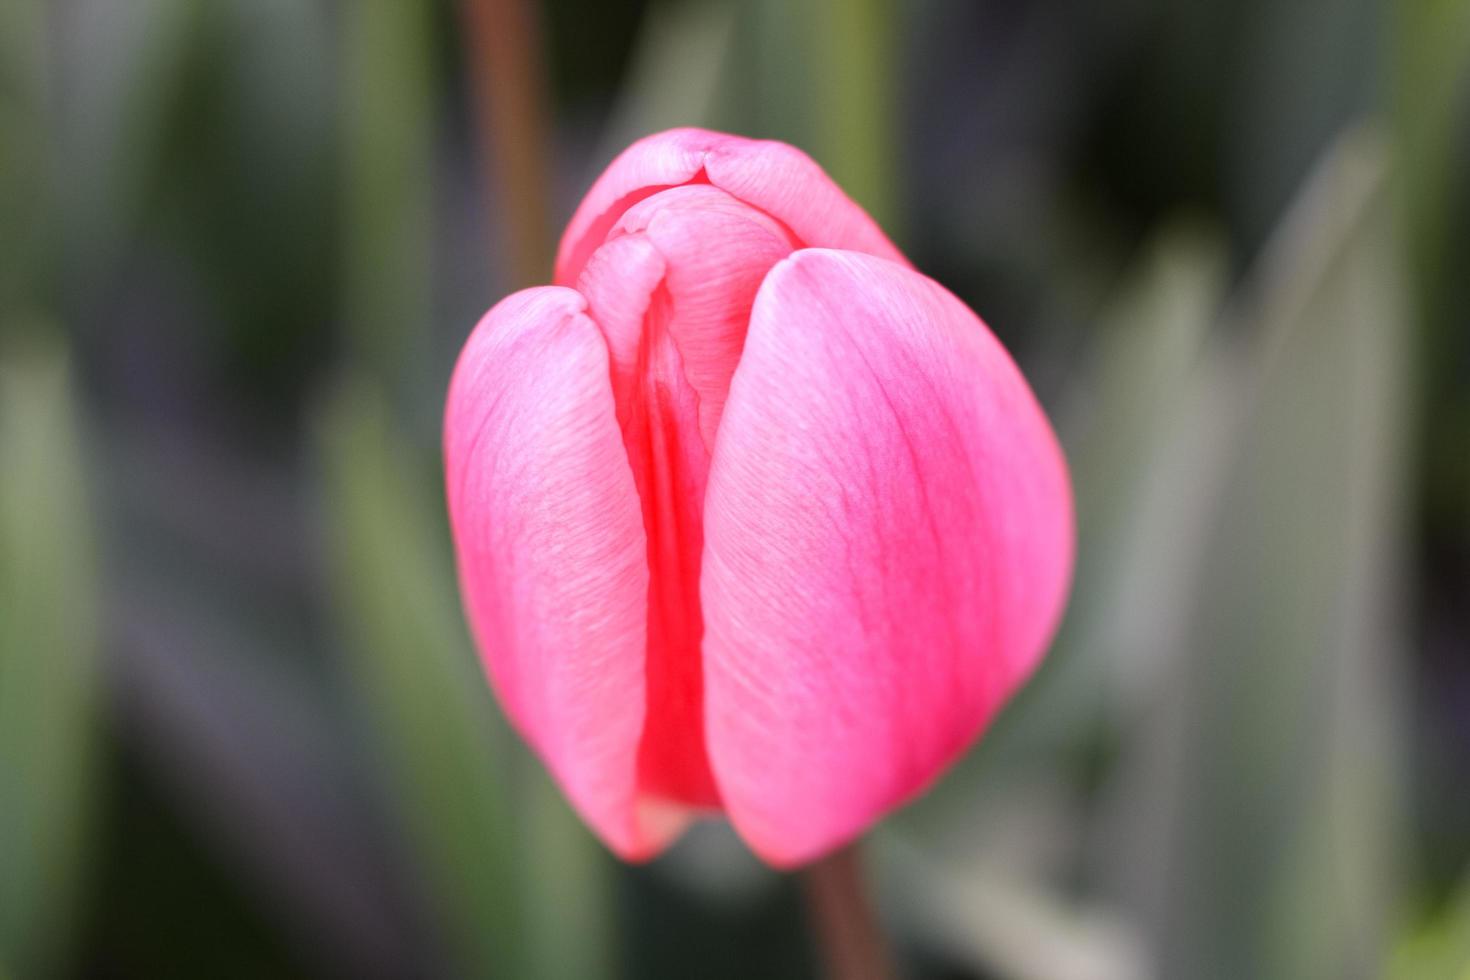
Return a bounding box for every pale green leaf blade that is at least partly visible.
[340,0,434,396]
[1097,129,1413,980]
[1392,870,1470,980]
[0,337,101,976]
[596,0,737,162]
[316,375,524,978]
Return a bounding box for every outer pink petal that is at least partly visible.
[444,287,672,860]
[701,250,1074,867]
[554,128,908,286]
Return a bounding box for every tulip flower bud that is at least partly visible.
[445,129,1073,866]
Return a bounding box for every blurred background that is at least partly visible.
[2,0,1468,977]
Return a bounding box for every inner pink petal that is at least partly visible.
[624,289,717,803]
[613,185,799,445]
[576,186,796,808]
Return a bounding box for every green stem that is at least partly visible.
[801,843,897,980]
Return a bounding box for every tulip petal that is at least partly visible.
[611,184,797,446]
[444,287,671,859]
[573,186,797,807]
[555,128,907,286]
[575,233,667,421]
[701,250,1074,866]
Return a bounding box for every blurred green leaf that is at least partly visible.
[725,0,898,230]
[1393,0,1470,299]
[597,0,736,161]
[0,0,49,322]
[1393,0,1470,531]
[1223,0,1380,252]
[0,334,100,976]
[1097,128,1411,980]
[58,0,201,296]
[341,0,434,401]
[883,823,1150,980]
[317,376,617,979]
[523,771,618,980]
[1392,871,1470,980]
[810,0,898,231]
[317,375,524,978]
[731,0,814,146]
[1057,218,1230,719]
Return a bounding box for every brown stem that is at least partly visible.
[801,843,897,980]
[459,0,554,289]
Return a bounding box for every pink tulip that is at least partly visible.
[444,128,1073,867]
